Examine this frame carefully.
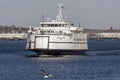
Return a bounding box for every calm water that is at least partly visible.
[0,40,120,80]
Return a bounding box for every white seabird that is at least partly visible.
[41,69,52,78]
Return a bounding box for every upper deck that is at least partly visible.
[28,2,84,35]
[40,20,68,27]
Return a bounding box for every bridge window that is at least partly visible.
[48,24,50,27]
[58,24,61,27]
[41,24,47,27]
[50,24,54,27]
[41,24,44,27]
[55,24,57,27]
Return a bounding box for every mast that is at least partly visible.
[55,2,64,22]
[42,14,44,22]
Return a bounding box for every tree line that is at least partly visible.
[0,25,29,34]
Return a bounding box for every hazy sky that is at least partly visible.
[0,0,120,29]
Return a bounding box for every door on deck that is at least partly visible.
[35,36,49,49]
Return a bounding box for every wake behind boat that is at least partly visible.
[26,2,88,55]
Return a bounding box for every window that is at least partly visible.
[44,25,47,27]
[41,24,44,27]
[48,24,50,27]
[51,24,54,27]
[60,31,62,33]
[44,31,46,33]
[58,24,61,27]
[51,31,54,33]
[47,31,50,33]
[55,24,57,27]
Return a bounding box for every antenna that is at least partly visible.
[42,14,44,22]
[55,1,64,22]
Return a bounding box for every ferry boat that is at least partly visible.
[26,2,88,55]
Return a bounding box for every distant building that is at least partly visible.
[0,33,27,39]
[95,32,120,39]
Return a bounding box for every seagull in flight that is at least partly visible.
[41,69,52,78]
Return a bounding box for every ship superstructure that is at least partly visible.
[26,2,88,55]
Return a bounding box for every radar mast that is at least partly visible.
[55,1,64,22]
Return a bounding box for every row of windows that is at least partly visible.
[39,30,62,34]
[41,24,67,27]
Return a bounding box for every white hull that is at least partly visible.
[26,34,88,54]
